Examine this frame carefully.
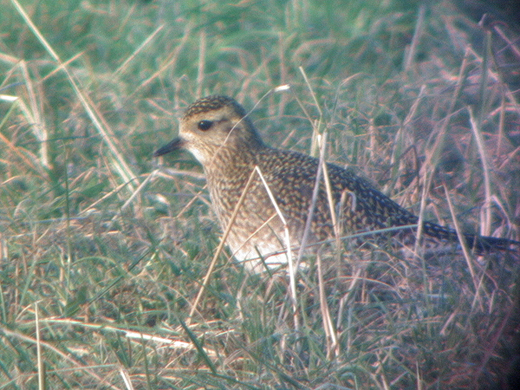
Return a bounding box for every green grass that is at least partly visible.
[1,0,519,389]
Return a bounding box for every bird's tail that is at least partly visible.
[422,221,519,253]
[463,233,520,253]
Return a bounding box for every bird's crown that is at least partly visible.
[183,95,247,120]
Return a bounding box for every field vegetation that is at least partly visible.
[1,0,519,388]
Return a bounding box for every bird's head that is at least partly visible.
[154,95,265,166]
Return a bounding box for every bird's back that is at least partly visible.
[251,147,517,257]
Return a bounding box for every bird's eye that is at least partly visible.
[198,120,213,131]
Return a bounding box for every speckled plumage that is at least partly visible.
[155,95,519,271]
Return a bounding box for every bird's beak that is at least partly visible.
[154,137,185,157]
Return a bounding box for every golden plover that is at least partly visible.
[155,95,519,271]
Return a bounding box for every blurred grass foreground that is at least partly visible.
[1,0,520,389]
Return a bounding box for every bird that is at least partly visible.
[154,95,519,272]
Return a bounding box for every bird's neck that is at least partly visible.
[202,145,267,225]
[203,142,267,180]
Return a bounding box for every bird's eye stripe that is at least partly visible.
[198,120,213,131]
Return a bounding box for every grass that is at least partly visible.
[1,0,519,389]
